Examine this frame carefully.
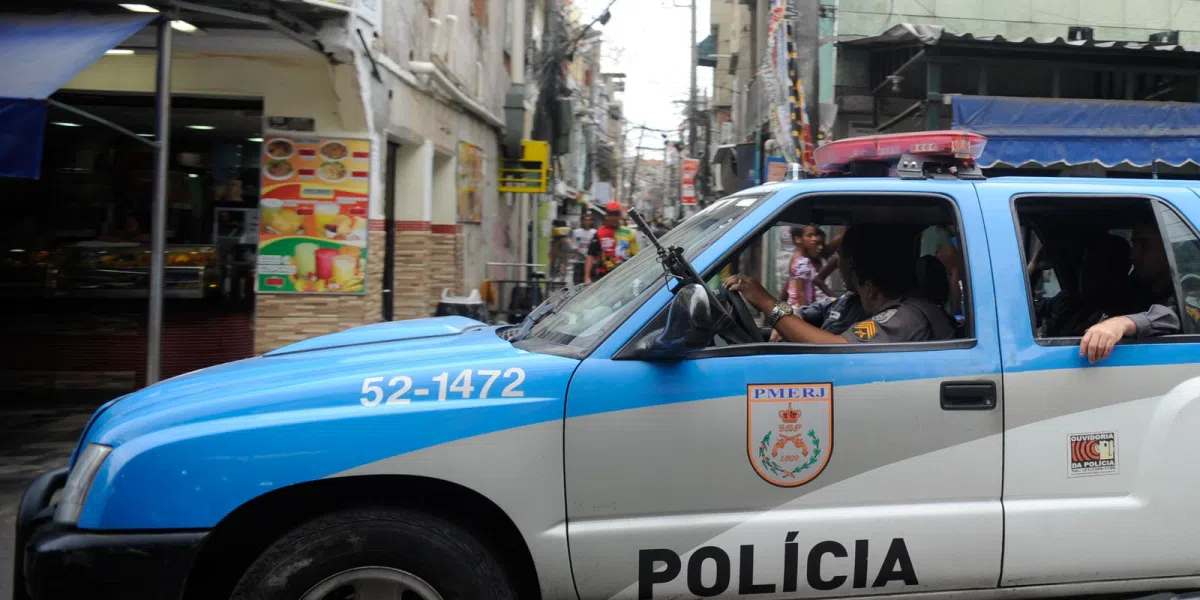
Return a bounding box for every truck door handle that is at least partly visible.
[940,381,997,411]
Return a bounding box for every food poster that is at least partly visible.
[256,136,370,294]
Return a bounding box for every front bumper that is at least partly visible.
[13,468,207,600]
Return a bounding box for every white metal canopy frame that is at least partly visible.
[23,0,344,384]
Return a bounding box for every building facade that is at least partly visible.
[831,1,1200,177]
[0,0,558,392]
[707,0,1200,187]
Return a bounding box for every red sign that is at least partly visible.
[680,158,700,205]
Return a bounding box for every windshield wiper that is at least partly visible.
[509,284,587,342]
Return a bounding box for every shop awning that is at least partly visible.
[0,12,155,178]
[951,95,1200,168]
[698,34,717,67]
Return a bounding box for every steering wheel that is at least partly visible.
[715,286,764,344]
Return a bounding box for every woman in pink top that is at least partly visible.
[787,225,835,308]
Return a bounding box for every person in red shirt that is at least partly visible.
[584,202,640,283]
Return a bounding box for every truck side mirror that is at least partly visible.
[629,283,717,359]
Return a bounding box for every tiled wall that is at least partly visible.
[428,224,462,309]
[393,221,432,320]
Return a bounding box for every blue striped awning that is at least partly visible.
[951,95,1200,169]
[0,12,155,178]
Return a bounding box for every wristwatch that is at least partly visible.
[766,301,794,329]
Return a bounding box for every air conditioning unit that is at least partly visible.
[1068,26,1094,41]
[1149,30,1180,44]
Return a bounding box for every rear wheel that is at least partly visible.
[230,509,516,600]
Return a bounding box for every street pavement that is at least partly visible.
[0,396,110,599]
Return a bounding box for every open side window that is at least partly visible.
[620,192,978,358]
[1013,195,1200,344]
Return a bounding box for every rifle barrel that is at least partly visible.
[627,208,666,252]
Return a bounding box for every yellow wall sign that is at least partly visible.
[499,140,549,193]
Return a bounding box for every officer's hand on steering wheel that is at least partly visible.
[722,275,773,313]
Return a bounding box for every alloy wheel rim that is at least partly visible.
[299,566,445,600]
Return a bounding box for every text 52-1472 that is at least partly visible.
[359,368,526,406]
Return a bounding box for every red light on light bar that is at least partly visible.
[814,130,987,173]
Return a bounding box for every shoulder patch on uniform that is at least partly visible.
[852,320,877,341]
[1187,306,1200,322]
[873,308,898,324]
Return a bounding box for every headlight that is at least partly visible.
[54,443,112,524]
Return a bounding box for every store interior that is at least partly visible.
[0,92,263,392]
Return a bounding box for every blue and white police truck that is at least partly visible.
[15,131,1200,600]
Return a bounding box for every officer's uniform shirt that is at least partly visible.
[1035,281,1177,338]
[1120,276,1188,337]
[842,296,956,343]
[799,292,865,335]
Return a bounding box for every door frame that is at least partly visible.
[382,141,399,321]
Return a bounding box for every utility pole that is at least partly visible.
[659,135,669,219]
[701,96,713,206]
[627,126,647,208]
[688,0,698,158]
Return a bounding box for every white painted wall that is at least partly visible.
[65,50,366,137]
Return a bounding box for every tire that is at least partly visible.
[230,508,517,600]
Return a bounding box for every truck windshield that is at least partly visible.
[527,193,769,350]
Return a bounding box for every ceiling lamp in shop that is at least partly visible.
[118,4,201,34]
[117,4,159,12]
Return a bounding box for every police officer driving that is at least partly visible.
[724,224,956,344]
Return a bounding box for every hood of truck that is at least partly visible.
[80,316,573,449]
[74,316,581,529]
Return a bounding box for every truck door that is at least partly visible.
[565,184,1005,599]
[979,182,1200,586]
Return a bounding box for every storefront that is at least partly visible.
[0,3,371,393]
[0,93,261,390]
[836,23,1200,178]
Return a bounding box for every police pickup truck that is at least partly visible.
[15,131,1200,600]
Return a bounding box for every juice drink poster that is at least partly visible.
[294,243,318,280]
[256,136,369,294]
[332,254,357,287]
[314,203,340,239]
[314,248,337,281]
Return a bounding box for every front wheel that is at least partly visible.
[230,509,517,600]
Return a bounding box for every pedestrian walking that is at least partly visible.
[570,212,597,284]
[584,202,639,284]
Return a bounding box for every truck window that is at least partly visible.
[1155,202,1200,333]
[708,193,973,348]
[525,193,769,350]
[1013,196,1200,341]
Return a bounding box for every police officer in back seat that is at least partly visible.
[1077,223,1188,363]
[725,224,956,344]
